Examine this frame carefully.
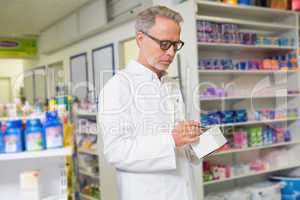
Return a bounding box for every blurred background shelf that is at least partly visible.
[205,117,300,128]
[198,69,300,75]
[80,193,100,200]
[0,147,72,161]
[212,140,300,156]
[203,162,300,186]
[197,42,296,51]
[78,148,98,156]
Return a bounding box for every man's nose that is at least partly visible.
[166,45,176,57]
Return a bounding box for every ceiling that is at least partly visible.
[0,0,92,38]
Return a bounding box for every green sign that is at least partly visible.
[0,38,37,58]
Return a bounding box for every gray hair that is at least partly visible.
[135,5,183,33]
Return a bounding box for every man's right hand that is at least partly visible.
[172,120,202,147]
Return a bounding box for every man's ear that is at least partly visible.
[136,32,143,47]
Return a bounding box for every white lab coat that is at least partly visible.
[98,60,199,200]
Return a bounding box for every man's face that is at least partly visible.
[137,16,181,72]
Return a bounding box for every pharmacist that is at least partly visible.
[99,5,202,200]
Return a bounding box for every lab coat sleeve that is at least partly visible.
[185,145,202,165]
[98,74,176,173]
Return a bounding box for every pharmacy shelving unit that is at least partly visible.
[0,147,72,161]
[203,162,300,186]
[0,116,72,200]
[176,0,300,199]
[75,110,118,200]
[198,69,300,74]
[80,193,99,200]
[75,111,101,200]
[0,147,72,199]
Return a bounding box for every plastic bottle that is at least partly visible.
[34,99,43,115]
[22,101,32,117]
[271,0,288,10]
[6,104,17,117]
[56,96,67,116]
[44,111,64,149]
[238,0,251,5]
[25,119,45,151]
[224,0,238,4]
[4,119,23,153]
[284,130,291,141]
[292,0,300,11]
[0,122,4,153]
[49,98,57,111]
[255,0,268,7]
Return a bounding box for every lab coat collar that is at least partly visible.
[126,60,168,83]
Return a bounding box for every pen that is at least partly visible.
[193,124,209,130]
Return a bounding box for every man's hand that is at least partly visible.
[172,120,203,147]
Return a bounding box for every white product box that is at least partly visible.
[191,126,227,159]
[20,170,41,200]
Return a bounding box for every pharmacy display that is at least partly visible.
[0,112,63,154]
[215,0,300,11]
[191,0,300,199]
[0,96,74,200]
[75,111,101,200]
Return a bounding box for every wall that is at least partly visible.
[35,20,137,92]
[121,37,139,68]
[0,59,23,101]
[22,59,39,70]
[32,0,180,86]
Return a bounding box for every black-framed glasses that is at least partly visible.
[142,31,184,51]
